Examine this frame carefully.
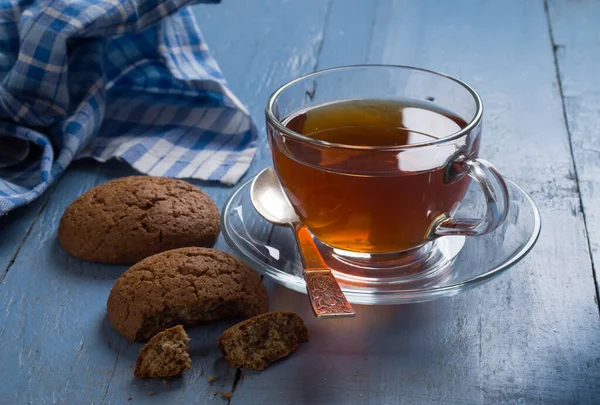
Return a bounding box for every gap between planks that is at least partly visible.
[312,0,334,72]
[543,0,600,315]
[0,186,54,282]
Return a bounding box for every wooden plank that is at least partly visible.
[315,0,378,70]
[0,163,130,405]
[546,0,600,299]
[226,0,600,404]
[0,0,330,404]
[197,0,332,179]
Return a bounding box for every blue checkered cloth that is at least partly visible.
[0,0,258,214]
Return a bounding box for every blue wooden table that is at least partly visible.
[2,1,600,404]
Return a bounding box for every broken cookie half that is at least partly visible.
[107,247,268,341]
[134,325,191,379]
[218,311,309,370]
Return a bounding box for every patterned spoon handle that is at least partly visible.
[293,223,355,318]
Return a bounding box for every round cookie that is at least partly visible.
[107,247,269,341]
[58,176,220,264]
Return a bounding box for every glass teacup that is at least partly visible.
[266,65,508,275]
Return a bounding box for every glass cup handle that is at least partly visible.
[430,157,509,237]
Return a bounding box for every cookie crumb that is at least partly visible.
[221,392,232,399]
[162,379,171,386]
[208,375,216,383]
[149,392,155,397]
[213,391,219,396]
[127,398,132,401]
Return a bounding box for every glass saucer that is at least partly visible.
[221,173,541,305]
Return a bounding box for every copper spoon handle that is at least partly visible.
[293,223,355,318]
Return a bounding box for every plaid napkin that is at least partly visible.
[0,0,258,214]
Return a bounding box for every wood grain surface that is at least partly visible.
[1,1,599,404]
[231,1,600,404]
[547,0,600,298]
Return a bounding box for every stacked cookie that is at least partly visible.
[59,176,308,379]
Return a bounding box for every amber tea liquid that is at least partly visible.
[271,99,472,253]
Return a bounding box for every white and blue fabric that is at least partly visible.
[0,0,257,214]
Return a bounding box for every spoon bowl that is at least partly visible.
[250,167,299,225]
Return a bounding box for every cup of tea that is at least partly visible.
[265,65,508,273]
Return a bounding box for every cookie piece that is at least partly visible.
[134,325,191,379]
[58,176,220,264]
[107,247,268,341]
[218,311,309,370]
